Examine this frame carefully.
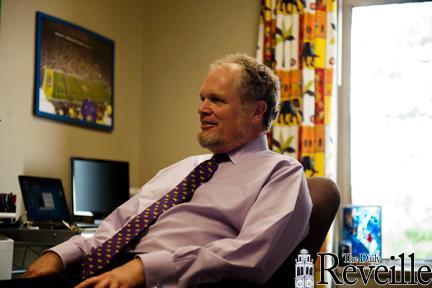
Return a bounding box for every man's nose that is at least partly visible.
[198,99,211,115]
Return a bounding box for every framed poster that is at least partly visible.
[34,12,115,131]
[342,205,382,259]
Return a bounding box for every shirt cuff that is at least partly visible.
[137,251,178,288]
[48,236,84,270]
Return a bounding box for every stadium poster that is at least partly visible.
[34,12,115,131]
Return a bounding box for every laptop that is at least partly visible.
[18,175,72,229]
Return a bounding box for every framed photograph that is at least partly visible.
[342,205,382,259]
[34,12,115,131]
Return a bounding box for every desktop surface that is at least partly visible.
[0,228,79,245]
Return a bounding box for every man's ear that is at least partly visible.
[253,100,267,122]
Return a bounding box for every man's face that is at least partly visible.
[197,65,255,153]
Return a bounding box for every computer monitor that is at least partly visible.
[18,175,70,223]
[71,157,129,221]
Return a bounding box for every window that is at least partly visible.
[341,0,432,259]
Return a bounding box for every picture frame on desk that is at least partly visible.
[34,12,115,131]
[342,205,382,260]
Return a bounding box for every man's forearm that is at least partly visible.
[23,251,64,278]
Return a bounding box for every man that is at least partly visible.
[16,54,312,288]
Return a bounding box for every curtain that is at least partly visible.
[256,0,337,285]
[256,0,337,179]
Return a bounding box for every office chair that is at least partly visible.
[200,176,341,287]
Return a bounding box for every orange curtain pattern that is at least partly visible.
[257,0,337,178]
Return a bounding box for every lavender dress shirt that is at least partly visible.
[50,134,312,288]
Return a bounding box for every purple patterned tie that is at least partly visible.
[81,154,228,279]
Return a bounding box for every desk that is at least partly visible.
[0,228,79,245]
[0,228,80,277]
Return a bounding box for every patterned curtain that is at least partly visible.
[256,0,337,286]
[256,0,337,179]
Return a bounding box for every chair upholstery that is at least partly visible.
[200,177,341,288]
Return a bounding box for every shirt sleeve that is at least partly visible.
[49,155,208,270]
[49,197,140,269]
[49,171,165,269]
[139,163,312,288]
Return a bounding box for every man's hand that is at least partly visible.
[75,258,146,288]
[22,251,64,278]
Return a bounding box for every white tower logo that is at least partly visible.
[295,249,314,288]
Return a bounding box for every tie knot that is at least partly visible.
[214,153,230,163]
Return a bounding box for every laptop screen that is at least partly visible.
[18,175,70,222]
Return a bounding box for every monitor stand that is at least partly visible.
[74,218,100,229]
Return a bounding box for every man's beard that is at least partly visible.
[197,131,225,149]
[197,113,249,151]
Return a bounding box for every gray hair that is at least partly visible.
[210,53,280,131]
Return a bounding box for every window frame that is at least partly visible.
[338,0,431,260]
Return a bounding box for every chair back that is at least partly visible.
[265,177,341,287]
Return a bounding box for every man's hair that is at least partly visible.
[210,53,280,131]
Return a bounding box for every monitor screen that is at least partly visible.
[71,157,129,219]
[19,175,70,222]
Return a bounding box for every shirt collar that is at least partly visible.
[226,134,269,165]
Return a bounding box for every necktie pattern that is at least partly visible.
[81,155,227,279]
